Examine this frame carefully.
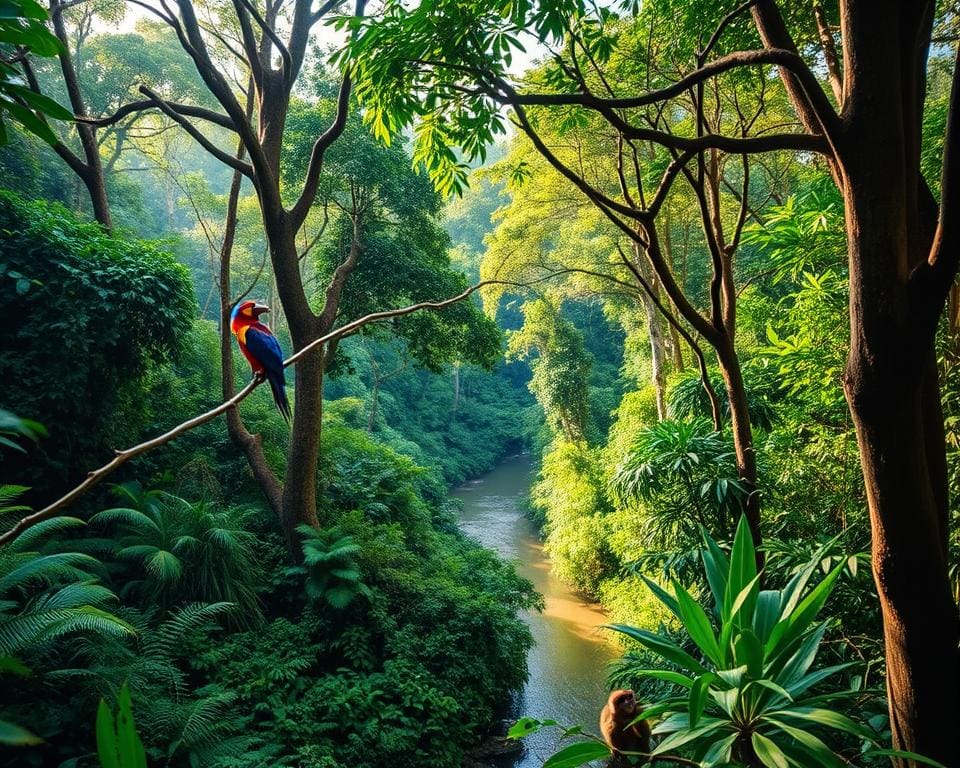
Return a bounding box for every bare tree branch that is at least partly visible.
[139,85,254,175]
[78,97,237,131]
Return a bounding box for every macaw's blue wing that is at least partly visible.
[245,327,291,423]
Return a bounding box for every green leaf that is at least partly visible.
[96,698,119,768]
[752,731,790,768]
[0,719,41,745]
[508,717,545,740]
[605,624,711,676]
[653,718,730,754]
[688,673,715,728]
[542,740,610,768]
[115,684,146,768]
[770,707,874,740]
[630,669,695,689]
[701,732,738,767]
[724,515,757,621]
[766,564,843,659]
[733,629,763,679]
[673,581,720,664]
[763,718,844,768]
[701,529,729,615]
[639,574,680,618]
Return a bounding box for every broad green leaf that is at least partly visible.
[0,719,41,745]
[701,732,738,767]
[673,581,720,664]
[732,629,763,678]
[752,731,790,768]
[640,574,680,618]
[745,678,793,704]
[508,717,547,739]
[763,718,844,768]
[770,707,874,740]
[605,624,711,675]
[766,564,843,659]
[542,740,610,768]
[688,673,714,728]
[96,698,119,768]
[701,528,729,614]
[116,683,146,768]
[753,590,782,644]
[631,669,695,689]
[653,718,730,754]
[724,515,757,620]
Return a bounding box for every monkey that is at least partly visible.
[599,689,651,766]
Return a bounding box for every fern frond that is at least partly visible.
[0,552,101,593]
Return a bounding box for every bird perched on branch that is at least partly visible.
[230,300,291,422]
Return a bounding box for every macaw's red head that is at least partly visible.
[231,300,270,325]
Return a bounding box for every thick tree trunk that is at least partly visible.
[837,5,959,762]
[845,362,958,767]
[281,343,324,544]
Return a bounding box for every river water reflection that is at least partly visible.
[454,454,619,767]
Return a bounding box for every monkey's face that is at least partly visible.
[613,690,637,716]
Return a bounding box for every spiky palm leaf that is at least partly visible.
[93,487,262,622]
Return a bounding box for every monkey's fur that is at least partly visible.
[599,689,651,766]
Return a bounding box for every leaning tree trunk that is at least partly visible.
[49,1,112,229]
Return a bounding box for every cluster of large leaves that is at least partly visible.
[0,0,73,145]
[286,524,371,609]
[608,517,941,768]
[611,419,747,580]
[335,0,623,194]
[91,483,263,621]
[509,517,939,768]
[507,299,593,442]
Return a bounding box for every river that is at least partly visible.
[454,453,619,767]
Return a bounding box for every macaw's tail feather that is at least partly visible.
[267,369,291,424]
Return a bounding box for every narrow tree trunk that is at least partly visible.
[660,212,686,373]
[637,284,669,420]
[368,379,380,431]
[716,339,760,550]
[50,1,111,230]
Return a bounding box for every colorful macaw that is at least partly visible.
[230,300,291,422]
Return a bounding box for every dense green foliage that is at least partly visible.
[1,407,539,766]
[3,0,960,765]
[0,191,195,491]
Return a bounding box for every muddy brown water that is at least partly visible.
[453,453,619,767]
